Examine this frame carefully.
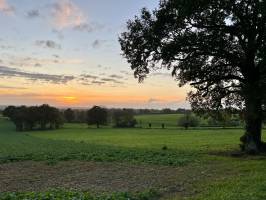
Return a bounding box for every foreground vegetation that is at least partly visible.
[1,116,266,199]
[0,190,158,200]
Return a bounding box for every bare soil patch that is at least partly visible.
[0,160,237,199]
[0,161,186,194]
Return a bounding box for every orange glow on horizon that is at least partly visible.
[60,96,79,104]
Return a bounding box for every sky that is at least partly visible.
[0,0,191,109]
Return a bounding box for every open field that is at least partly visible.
[1,116,266,199]
[135,114,184,128]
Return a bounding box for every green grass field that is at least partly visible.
[135,113,183,128]
[1,115,266,200]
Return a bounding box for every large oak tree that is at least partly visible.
[119,0,266,153]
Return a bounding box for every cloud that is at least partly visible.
[35,40,61,49]
[52,0,87,30]
[120,70,131,76]
[3,55,84,68]
[91,80,105,85]
[0,85,27,90]
[92,39,107,48]
[0,66,75,84]
[78,73,124,86]
[147,98,162,104]
[26,9,40,18]
[109,74,123,79]
[0,0,14,15]
[52,29,64,40]
[34,63,42,67]
[101,78,124,84]
[80,74,98,80]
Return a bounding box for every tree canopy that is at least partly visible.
[64,108,75,123]
[3,104,63,131]
[87,106,108,128]
[119,0,266,153]
[113,109,137,128]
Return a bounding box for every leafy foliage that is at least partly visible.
[87,106,108,128]
[2,105,63,131]
[119,0,266,152]
[113,109,137,128]
[64,108,75,123]
[178,113,200,129]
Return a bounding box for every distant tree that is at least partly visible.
[3,106,17,120]
[47,107,63,129]
[113,109,137,128]
[162,108,173,114]
[76,110,87,123]
[178,113,199,129]
[87,106,108,128]
[24,106,39,130]
[3,104,63,131]
[64,108,75,123]
[119,0,266,153]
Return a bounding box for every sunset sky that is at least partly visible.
[0,0,190,109]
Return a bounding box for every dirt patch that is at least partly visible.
[0,161,186,194]
[0,160,239,199]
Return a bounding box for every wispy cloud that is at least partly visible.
[26,9,40,18]
[92,39,107,48]
[0,85,27,90]
[101,78,124,84]
[35,40,61,49]
[0,66,75,84]
[147,98,162,104]
[52,0,87,30]
[3,55,84,68]
[109,74,123,79]
[0,0,14,15]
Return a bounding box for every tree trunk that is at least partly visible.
[241,86,263,154]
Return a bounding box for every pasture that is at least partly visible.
[135,113,184,128]
[1,115,266,200]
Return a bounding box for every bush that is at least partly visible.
[177,113,199,129]
[113,109,137,128]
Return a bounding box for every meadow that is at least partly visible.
[1,115,266,200]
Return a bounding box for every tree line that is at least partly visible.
[3,104,63,131]
[2,104,246,131]
[2,105,138,131]
[64,106,137,128]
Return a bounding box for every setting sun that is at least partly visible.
[62,96,78,104]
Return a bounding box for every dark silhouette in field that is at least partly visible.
[64,108,75,123]
[87,106,108,128]
[3,104,63,131]
[113,109,137,128]
[178,113,199,130]
[119,0,266,153]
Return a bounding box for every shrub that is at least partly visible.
[113,109,137,128]
[177,113,199,129]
